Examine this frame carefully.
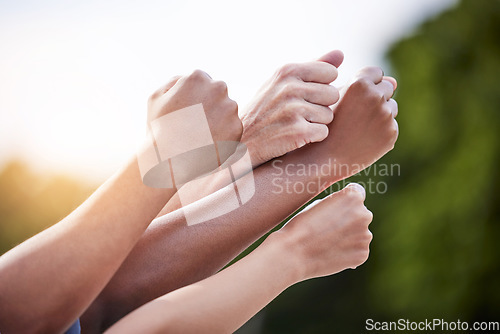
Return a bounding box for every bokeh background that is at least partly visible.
[1,0,499,332]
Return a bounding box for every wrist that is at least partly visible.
[276,147,347,192]
[240,137,265,168]
[262,231,308,285]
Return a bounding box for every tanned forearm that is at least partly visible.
[0,157,175,334]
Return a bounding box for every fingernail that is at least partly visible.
[346,183,365,196]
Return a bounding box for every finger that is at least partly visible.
[383,76,397,90]
[366,211,374,226]
[344,183,366,201]
[317,50,344,68]
[155,75,182,95]
[303,83,339,106]
[303,103,334,124]
[355,66,384,84]
[377,79,395,100]
[290,61,338,84]
[305,122,329,143]
[384,98,398,118]
[325,182,366,202]
[191,69,212,79]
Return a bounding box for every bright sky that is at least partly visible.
[0,0,456,182]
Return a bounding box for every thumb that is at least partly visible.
[383,76,398,90]
[157,75,182,95]
[317,50,344,68]
[342,182,366,200]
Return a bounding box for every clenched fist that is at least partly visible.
[139,70,243,188]
[240,50,344,167]
[147,70,242,144]
[273,183,373,281]
[309,65,399,179]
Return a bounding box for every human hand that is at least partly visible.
[272,183,373,281]
[316,66,398,179]
[139,70,242,188]
[240,50,344,168]
[147,70,242,144]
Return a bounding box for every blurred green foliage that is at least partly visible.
[1,0,499,332]
[0,161,96,255]
[370,0,500,322]
[246,0,500,332]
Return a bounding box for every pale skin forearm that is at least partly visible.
[84,141,347,331]
[105,181,374,334]
[105,233,298,334]
[0,157,175,334]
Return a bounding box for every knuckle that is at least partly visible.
[222,98,238,116]
[368,88,384,103]
[147,93,157,104]
[278,82,299,100]
[292,123,314,147]
[320,106,334,123]
[297,104,311,121]
[293,120,310,138]
[282,104,302,123]
[188,69,209,81]
[315,125,329,141]
[228,98,238,112]
[389,120,399,140]
[366,91,384,106]
[356,207,373,224]
[371,66,384,74]
[392,102,399,118]
[233,118,243,139]
[392,124,399,138]
[353,207,369,222]
[393,99,399,111]
[346,188,365,202]
[329,85,340,101]
[360,66,383,76]
[352,250,369,268]
[276,63,298,79]
[213,80,228,94]
[352,77,372,91]
[367,230,373,243]
[379,92,388,103]
[361,249,370,263]
[382,104,395,119]
[365,209,374,222]
[330,66,338,80]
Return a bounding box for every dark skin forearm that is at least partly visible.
[82,140,346,333]
[83,62,399,332]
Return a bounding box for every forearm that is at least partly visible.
[106,178,375,334]
[105,233,298,334]
[0,157,174,333]
[86,143,347,331]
